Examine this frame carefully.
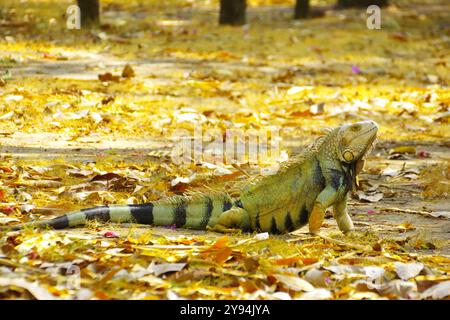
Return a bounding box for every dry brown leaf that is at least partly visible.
[98,72,120,82]
[122,64,135,78]
[274,274,314,292]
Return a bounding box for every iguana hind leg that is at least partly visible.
[208,207,250,233]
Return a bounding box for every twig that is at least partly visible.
[133,244,207,250]
[231,163,251,178]
[379,184,420,192]
[353,221,371,226]
[380,207,442,218]
[286,235,318,242]
[347,202,370,206]
[287,233,371,251]
[317,234,371,251]
[336,251,358,261]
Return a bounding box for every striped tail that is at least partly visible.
[7,193,234,231]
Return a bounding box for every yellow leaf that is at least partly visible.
[389,146,416,154]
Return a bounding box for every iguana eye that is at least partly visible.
[343,150,354,162]
[351,125,360,132]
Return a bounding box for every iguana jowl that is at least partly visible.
[8,121,378,234]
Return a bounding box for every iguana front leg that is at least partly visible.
[309,186,338,234]
[208,207,250,233]
[333,194,354,233]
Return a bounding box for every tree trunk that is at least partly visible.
[219,0,247,26]
[77,0,100,27]
[294,0,310,19]
[337,0,388,8]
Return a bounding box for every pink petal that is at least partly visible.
[102,231,120,238]
[351,65,361,74]
[418,150,431,158]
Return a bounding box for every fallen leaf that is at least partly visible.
[364,266,385,281]
[271,291,292,300]
[0,206,15,214]
[421,281,450,299]
[167,290,187,300]
[381,167,401,177]
[138,275,168,287]
[122,64,135,78]
[0,111,15,120]
[66,169,94,177]
[429,211,450,219]
[150,263,186,276]
[274,274,314,292]
[15,180,64,188]
[170,174,196,187]
[324,264,374,277]
[389,32,408,42]
[426,74,439,83]
[310,103,325,115]
[91,172,123,181]
[354,279,418,299]
[389,146,416,155]
[0,217,20,224]
[0,277,57,300]
[274,257,301,266]
[297,288,332,300]
[286,86,313,95]
[394,262,424,280]
[98,72,120,82]
[90,112,103,124]
[304,269,331,287]
[253,232,269,240]
[211,247,233,264]
[20,204,35,213]
[356,191,383,203]
[210,236,229,249]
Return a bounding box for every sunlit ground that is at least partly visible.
[0,0,448,300]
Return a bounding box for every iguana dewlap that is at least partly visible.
[7,121,378,234]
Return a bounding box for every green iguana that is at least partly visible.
[6,120,378,235]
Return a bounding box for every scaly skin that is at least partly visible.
[6,121,378,234]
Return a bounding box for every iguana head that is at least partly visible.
[336,120,378,163]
